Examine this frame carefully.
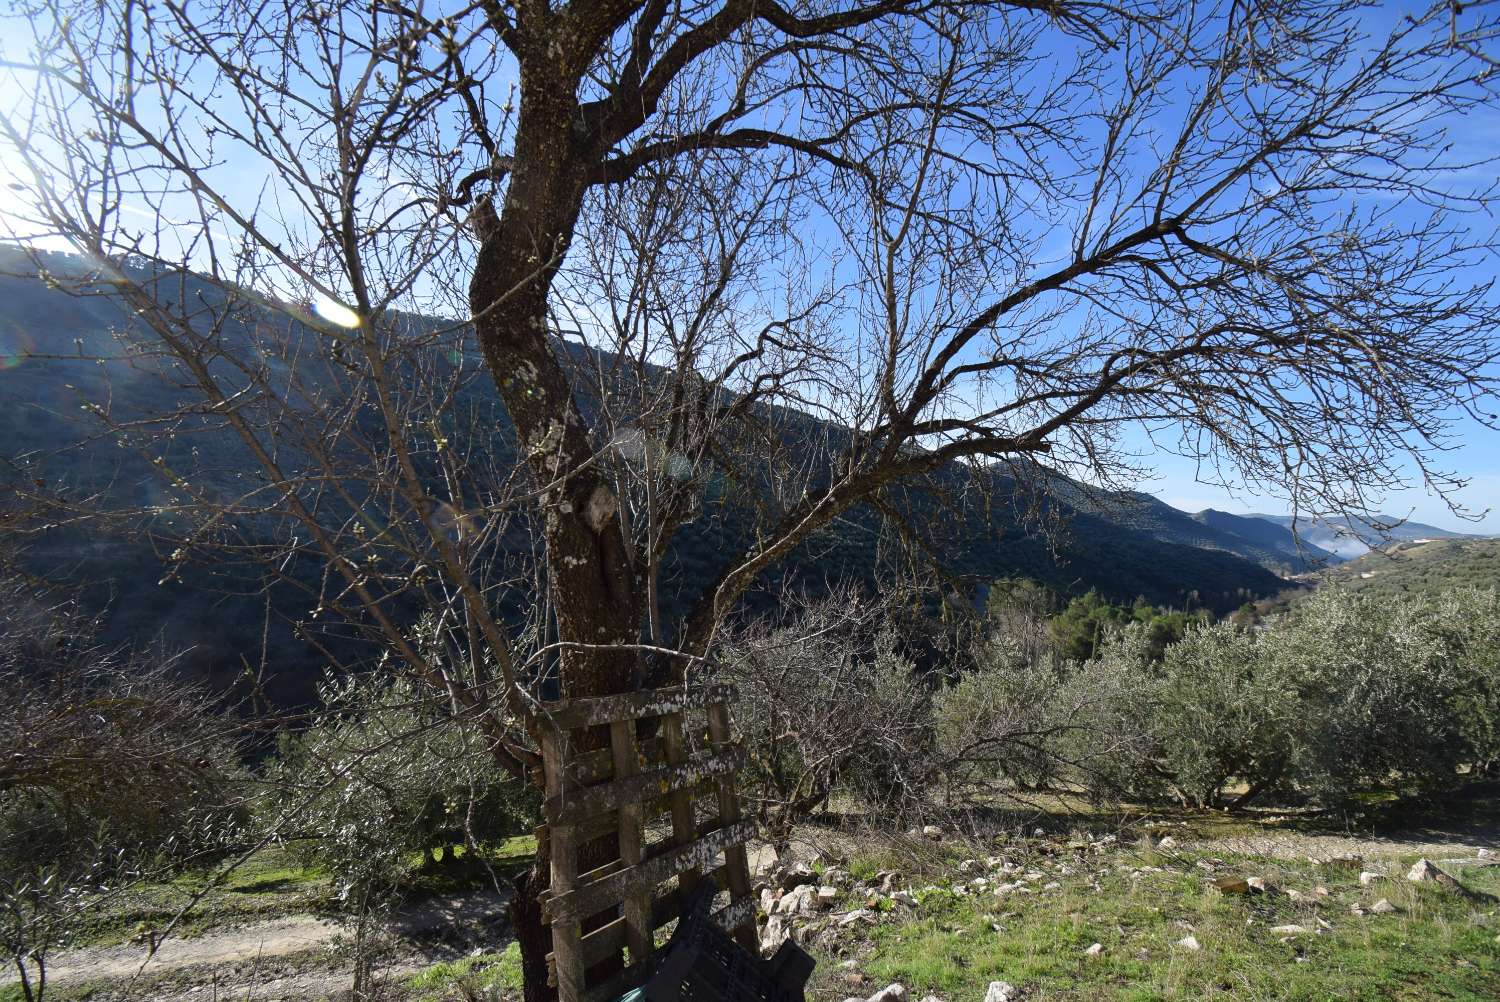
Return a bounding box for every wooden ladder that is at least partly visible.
[537,684,757,1002]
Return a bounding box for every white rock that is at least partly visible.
[1042,881,1061,891]
[865,984,906,1002]
[1478,847,1494,859]
[816,886,839,908]
[1407,858,1442,882]
[1359,871,1381,886]
[760,914,790,953]
[983,982,1017,1002]
[838,908,877,927]
[917,996,943,1002]
[922,825,945,840]
[959,859,979,873]
[1157,836,1178,850]
[781,862,817,890]
[891,890,918,907]
[1176,935,1201,951]
[1370,898,1398,914]
[777,884,817,915]
[1084,942,1104,957]
[1270,924,1308,935]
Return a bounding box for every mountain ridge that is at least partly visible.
[1246,512,1490,559]
[0,246,1300,702]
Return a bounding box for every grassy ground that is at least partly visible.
[68,841,334,947]
[11,804,1498,1001]
[63,835,539,950]
[405,943,524,1001]
[808,841,1499,1001]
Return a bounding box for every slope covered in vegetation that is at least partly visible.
[0,248,1293,704]
[1313,538,1500,599]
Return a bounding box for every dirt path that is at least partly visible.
[1,887,512,999]
[1187,806,1500,863]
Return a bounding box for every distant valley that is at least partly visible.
[1248,512,1486,559]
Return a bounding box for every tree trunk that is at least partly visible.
[469,86,645,1001]
[510,862,555,1002]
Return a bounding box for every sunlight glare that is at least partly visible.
[312,293,361,329]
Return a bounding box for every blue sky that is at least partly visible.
[1146,437,1500,532]
[1,1,1497,534]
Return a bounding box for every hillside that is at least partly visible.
[1311,536,1500,598]
[1249,512,1485,559]
[1061,492,1337,574]
[0,247,1291,703]
[1190,508,1340,568]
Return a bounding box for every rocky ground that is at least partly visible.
[749,810,1500,1002]
[8,804,1499,1001]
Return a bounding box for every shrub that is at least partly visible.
[1079,586,1500,813]
[933,617,1157,805]
[266,672,537,906]
[716,589,938,843]
[0,573,243,1001]
[1264,588,1469,810]
[0,584,243,879]
[1423,587,1500,774]
[1149,622,1297,808]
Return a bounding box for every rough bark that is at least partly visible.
[469,72,646,998]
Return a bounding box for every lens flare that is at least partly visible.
[0,322,35,370]
[312,293,361,329]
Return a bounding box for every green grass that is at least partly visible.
[814,845,1500,1001]
[61,841,333,947]
[407,942,524,1000]
[65,834,537,950]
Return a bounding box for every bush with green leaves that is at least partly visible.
[932,611,1158,805]
[1420,587,1500,775]
[1074,586,1500,813]
[1147,622,1298,808]
[267,673,537,907]
[1262,588,1471,809]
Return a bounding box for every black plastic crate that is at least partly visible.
[639,887,814,1002]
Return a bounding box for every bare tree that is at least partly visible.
[4,0,1500,994]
